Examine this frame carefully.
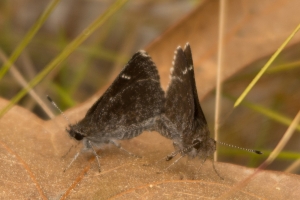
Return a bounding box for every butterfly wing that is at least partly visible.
[183,44,208,129]
[74,51,165,142]
[160,46,195,144]
[159,43,215,157]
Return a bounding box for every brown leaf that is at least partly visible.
[1,98,300,199]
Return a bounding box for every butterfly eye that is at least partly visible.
[192,139,201,149]
[67,128,84,141]
[74,132,84,140]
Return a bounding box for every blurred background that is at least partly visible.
[0,0,197,114]
[0,0,299,175]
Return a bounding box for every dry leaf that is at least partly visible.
[1,98,300,199]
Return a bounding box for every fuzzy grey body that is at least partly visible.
[156,44,216,159]
[67,51,165,150]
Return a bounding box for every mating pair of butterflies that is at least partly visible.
[66,43,215,170]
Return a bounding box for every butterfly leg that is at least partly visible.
[88,140,101,172]
[166,150,180,161]
[110,140,140,158]
[211,158,223,180]
[166,142,181,161]
[63,151,80,172]
[63,142,87,172]
[189,156,207,178]
[196,156,207,172]
[62,142,81,159]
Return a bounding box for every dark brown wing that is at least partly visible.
[183,43,208,129]
[162,46,195,139]
[73,51,165,141]
[158,43,214,157]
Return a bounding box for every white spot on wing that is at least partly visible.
[184,43,189,49]
[172,49,178,71]
[188,65,193,71]
[139,50,149,57]
[173,48,179,60]
[170,67,174,74]
[121,74,131,80]
[182,67,187,74]
[171,76,183,82]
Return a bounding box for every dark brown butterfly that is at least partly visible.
[157,43,215,162]
[50,50,165,171]
[156,43,261,175]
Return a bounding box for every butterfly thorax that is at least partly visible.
[155,114,178,139]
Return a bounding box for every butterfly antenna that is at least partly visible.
[166,141,202,162]
[217,141,262,154]
[47,95,71,124]
[212,159,224,180]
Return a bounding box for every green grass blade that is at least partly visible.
[0,0,61,80]
[0,0,128,118]
[51,83,76,107]
[241,101,300,132]
[226,94,300,132]
[266,60,300,74]
[234,23,300,108]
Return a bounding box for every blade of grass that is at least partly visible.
[0,0,128,118]
[259,111,300,164]
[241,100,300,132]
[225,94,300,132]
[227,60,300,83]
[234,23,300,108]
[0,0,61,80]
[285,159,300,173]
[214,0,226,162]
[266,60,300,74]
[78,46,128,63]
[51,83,76,108]
[66,17,121,97]
[0,49,55,119]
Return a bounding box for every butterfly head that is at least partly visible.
[185,137,216,159]
[182,125,216,158]
[192,137,216,157]
[66,124,85,141]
